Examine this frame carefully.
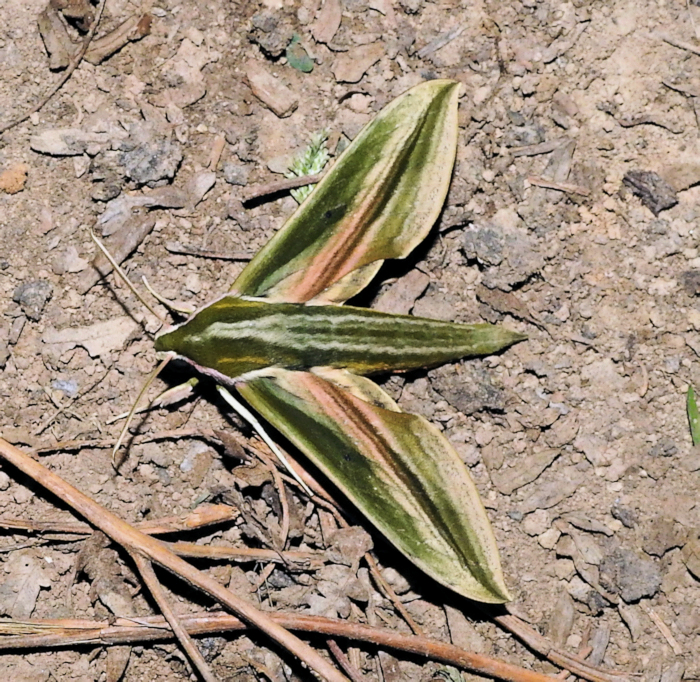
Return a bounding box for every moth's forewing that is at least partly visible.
[231,79,460,304]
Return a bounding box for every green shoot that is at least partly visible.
[286,130,330,203]
[688,385,700,446]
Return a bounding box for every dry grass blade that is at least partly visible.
[0,436,347,682]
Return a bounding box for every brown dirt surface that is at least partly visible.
[1,0,700,680]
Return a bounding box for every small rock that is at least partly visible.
[120,122,183,186]
[13,280,53,321]
[623,170,678,216]
[187,170,216,206]
[520,466,585,515]
[0,163,29,194]
[222,162,250,186]
[373,270,430,315]
[491,448,559,495]
[52,245,89,274]
[681,535,700,579]
[618,602,643,641]
[642,518,687,557]
[30,128,111,156]
[546,591,576,647]
[42,317,139,358]
[539,527,561,549]
[249,11,294,58]
[681,269,700,296]
[611,502,637,528]
[245,60,298,118]
[332,43,384,83]
[599,540,661,603]
[522,509,549,536]
[0,471,10,491]
[52,378,79,398]
[463,212,544,291]
[311,0,342,44]
[398,0,423,13]
[430,360,504,415]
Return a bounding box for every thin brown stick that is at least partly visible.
[253,448,291,549]
[242,173,324,203]
[165,242,253,261]
[328,639,367,682]
[526,176,590,196]
[0,437,347,682]
[0,504,237,537]
[0,0,107,135]
[655,30,700,56]
[0,612,563,682]
[493,613,633,682]
[640,603,682,655]
[30,427,217,455]
[130,553,217,682]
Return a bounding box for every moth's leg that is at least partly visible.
[107,377,199,425]
[216,385,313,496]
[112,353,175,466]
[142,276,196,315]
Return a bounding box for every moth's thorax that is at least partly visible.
[153,294,523,382]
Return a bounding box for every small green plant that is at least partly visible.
[285,129,329,203]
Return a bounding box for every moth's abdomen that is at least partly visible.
[154,296,524,380]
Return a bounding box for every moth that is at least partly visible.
[152,80,524,603]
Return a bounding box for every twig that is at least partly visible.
[640,603,683,655]
[510,139,568,158]
[207,134,226,170]
[655,31,700,57]
[364,552,423,636]
[30,427,221,455]
[328,639,368,682]
[493,613,633,682]
[242,173,324,203]
[0,436,347,682]
[130,552,218,682]
[526,176,591,196]
[417,24,466,59]
[165,242,253,261]
[0,0,107,135]
[0,612,564,682]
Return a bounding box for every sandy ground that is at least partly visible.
[1,0,700,680]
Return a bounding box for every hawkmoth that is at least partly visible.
[153,79,524,604]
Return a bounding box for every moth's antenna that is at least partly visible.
[90,229,167,325]
[112,352,175,468]
[142,276,196,315]
[217,386,313,496]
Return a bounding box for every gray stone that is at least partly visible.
[430,360,504,415]
[120,123,183,186]
[13,280,53,321]
[599,540,661,603]
[222,162,250,186]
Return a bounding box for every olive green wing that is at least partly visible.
[231,79,460,305]
[236,367,510,604]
